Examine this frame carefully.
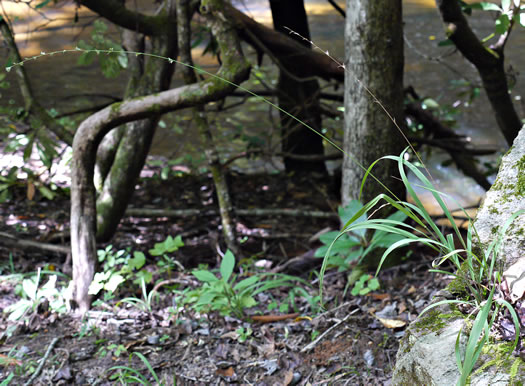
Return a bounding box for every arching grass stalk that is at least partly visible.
[325,149,523,385]
[5,47,402,203]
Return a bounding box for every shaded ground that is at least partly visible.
[0,165,449,385]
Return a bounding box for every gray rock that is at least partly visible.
[392,126,525,385]
[473,125,525,269]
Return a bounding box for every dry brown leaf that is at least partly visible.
[376,317,406,329]
[215,366,235,377]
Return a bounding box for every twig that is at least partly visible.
[301,308,359,352]
[23,337,61,386]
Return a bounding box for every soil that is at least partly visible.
[0,163,449,385]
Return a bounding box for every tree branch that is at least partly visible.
[69,0,251,312]
[225,3,344,82]
[436,0,522,145]
[79,0,169,36]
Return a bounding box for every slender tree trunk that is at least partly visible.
[177,0,239,255]
[269,0,326,174]
[94,6,178,242]
[341,0,405,207]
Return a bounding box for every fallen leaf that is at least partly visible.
[216,366,234,377]
[376,317,406,329]
[251,313,299,323]
[369,293,390,301]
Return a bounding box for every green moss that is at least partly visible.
[517,155,525,196]
[110,101,122,115]
[447,262,472,298]
[471,341,525,383]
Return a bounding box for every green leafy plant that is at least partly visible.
[4,269,68,321]
[321,151,522,385]
[149,235,185,273]
[117,277,157,314]
[185,250,308,319]
[89,246,150,296]
[315,200,407,271]
[109,352,166,385]
[235,326,252,343]
[350,274,380,296]
[77,20,128,78]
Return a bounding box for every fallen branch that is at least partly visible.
[23,336,61,386]
[0,232,70,254]
[126,207,338,219]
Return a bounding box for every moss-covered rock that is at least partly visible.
[392,125,525,385]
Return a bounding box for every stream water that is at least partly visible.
[2,0,524,214]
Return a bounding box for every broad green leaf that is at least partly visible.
[37,185,55,200]
[192,270,218,283]
[129,251,146,270]
[470,2,502,11]
[502,0,511,13]
[239,294,257,308]
[495,14,510,34]
[368,277,380,290]
[233,275,260,291]
[104,273,125,292]
[339,201,367,237]
[22,278,38,300]
[220,250,235,282]
[422,98,440,110]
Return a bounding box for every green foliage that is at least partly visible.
[89,246,150,296]
[117,277,157,314]
[150,235,185,273]
[77,20,128,78]
[97,342,128,358]
[321,151,523,384]
[109,352,165,385]
[350,274,380,296]
[464,0,525,36]
[235,326,253,343]
[185,250,308,319]
[4,270,68,321]
[314,200,407,270]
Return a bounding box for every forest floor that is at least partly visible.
[0,163,450,385]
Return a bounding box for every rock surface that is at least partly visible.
[392,126,525,385]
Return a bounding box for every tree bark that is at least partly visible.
[95,5,178,242]
[341,0,405,207]
[177,0,239,255]
[436,0,521,145]
[70,0,251,312]
[269,0,326,173]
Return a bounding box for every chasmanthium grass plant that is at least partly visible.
[321,149,522,385]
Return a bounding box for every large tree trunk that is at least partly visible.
[269,0,326,174]
[341,0,405,207]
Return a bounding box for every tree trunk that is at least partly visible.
[269,0,326,174]
[177,0,239,255]
[95,20,177,242]
[69,0,251,313]
[341,0,405,207]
